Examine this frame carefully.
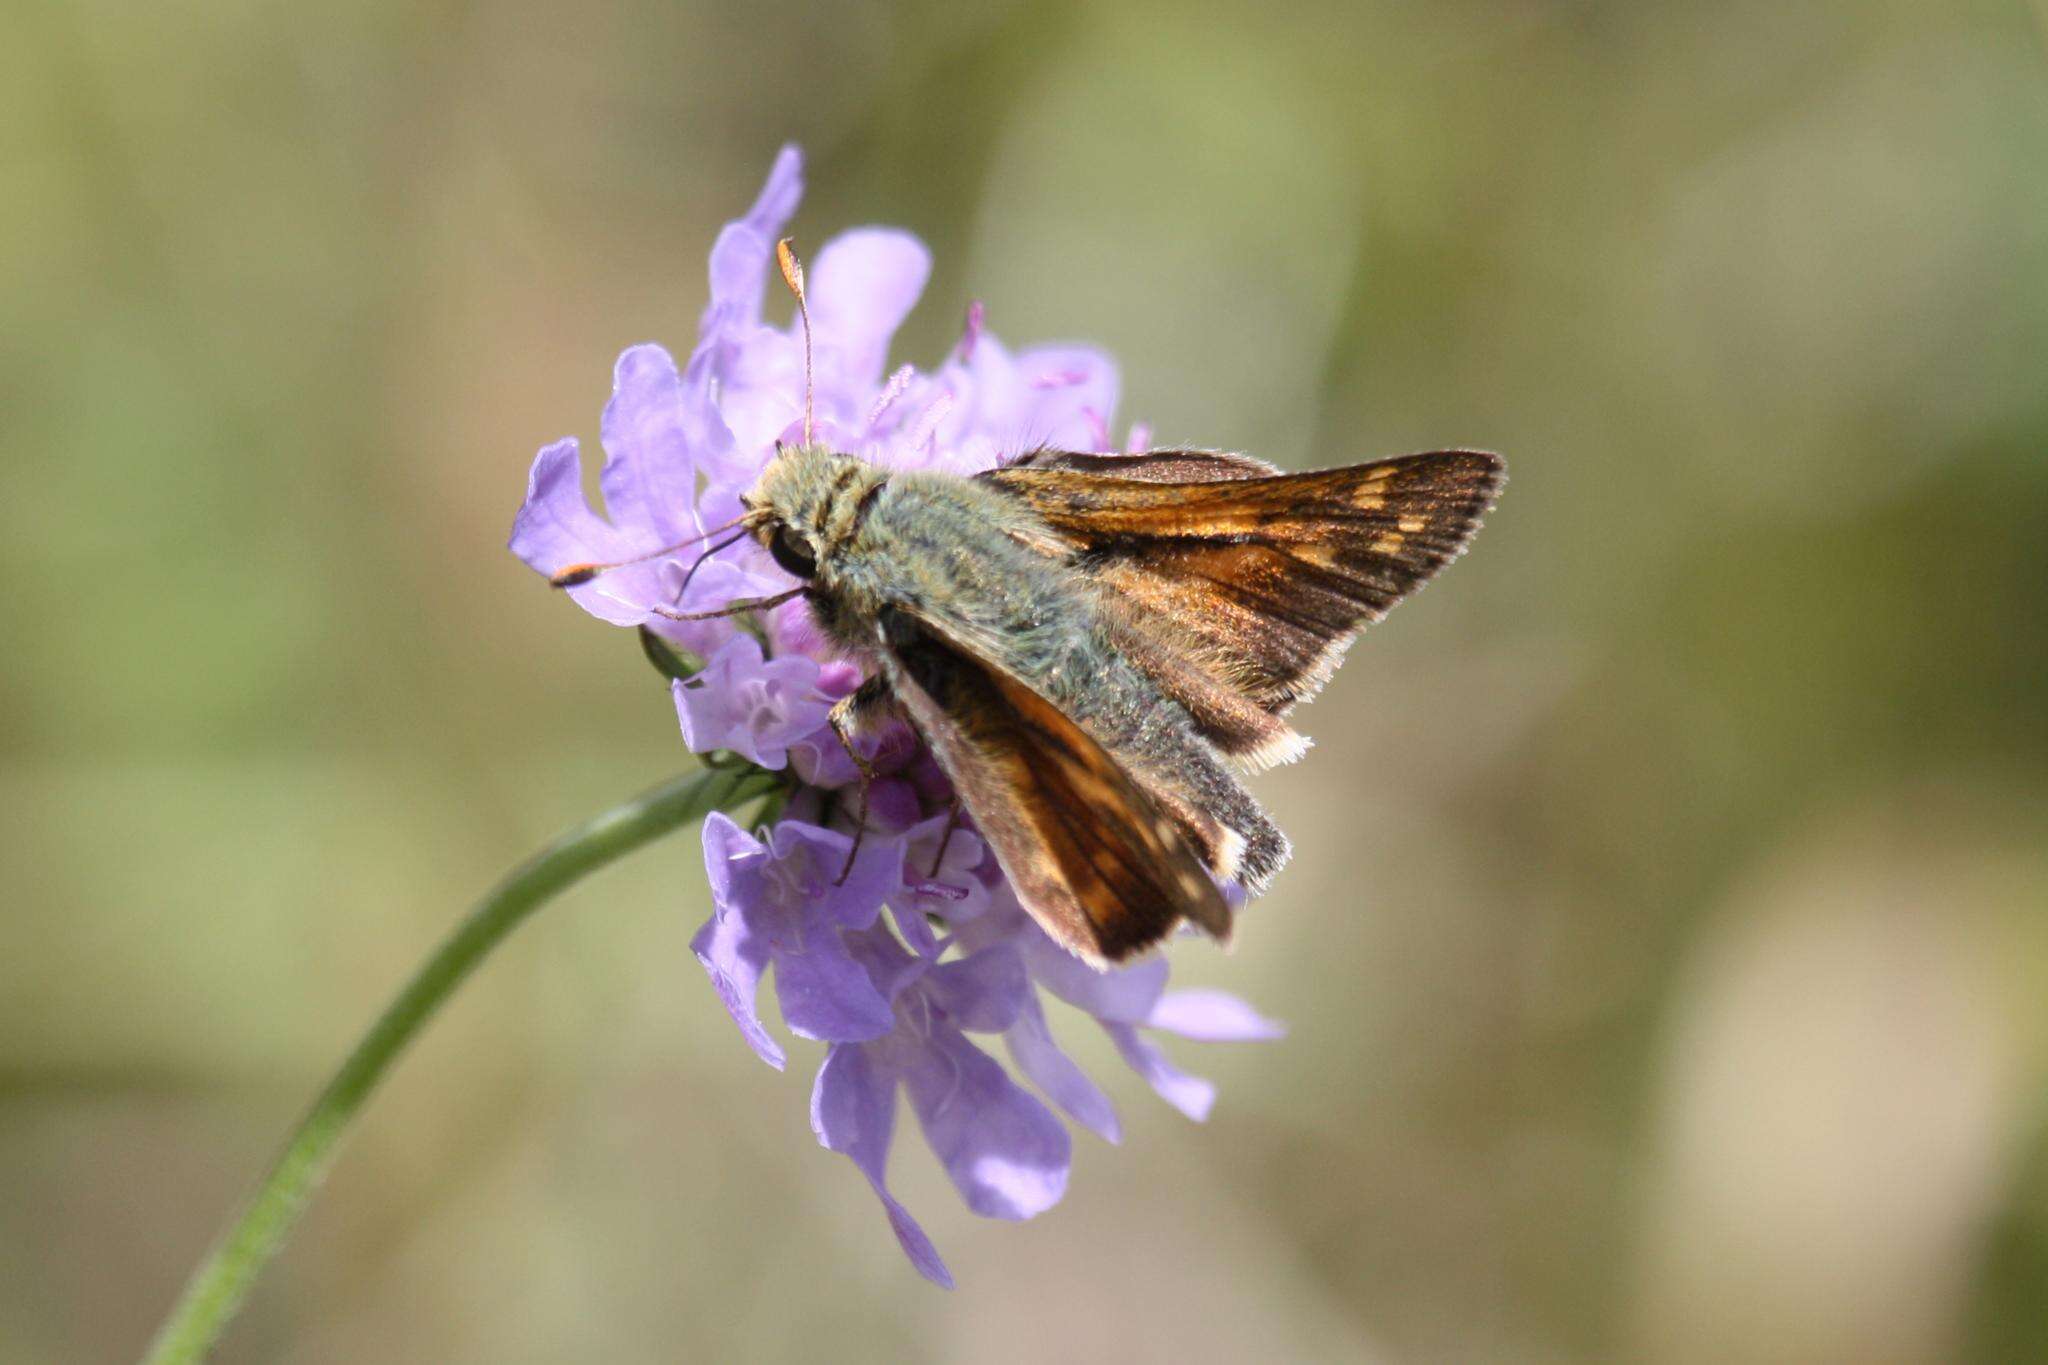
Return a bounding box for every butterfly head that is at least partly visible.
[741,443,884,582]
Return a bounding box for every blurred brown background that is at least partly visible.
[6,0,2048,1360]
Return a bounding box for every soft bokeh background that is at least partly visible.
[7,0,2048,1360]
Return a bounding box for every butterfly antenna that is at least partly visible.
[776,237,814,447]
[673,527,751,598]
[548,511,760,589]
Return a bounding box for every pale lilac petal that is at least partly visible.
[811,1043,954,1288]
[508,438,627,576]
[746,145,805,236]
[843,921,931,1003]
[688,810,782,1064]
[903,1027,1071,1220]
[700,811,764,901]
[1103,1022,1215,1121]
[947,891,1032,957]
[692,812,784,1070]
[640,555,778,657]
[1023,928,1169,1023]
[1014,344,1119,451]
[1147,989,1286,1042]
[905,335,1116,470]
[598,344,699,543]
[785,723,866,793]
[510,439,668,628]
[510,437,726,635]
[689,909,782,1069]
[888,898,944,960]
[689,910,784,1069]
[1004,991,1120,1143]
[768,821,901,931]
[923,944,1029,1033]
[774,938,895,1043]
[708,325,805,453]
[677,342,740,485]
[810,228,932,392]
[901,816,991,922]
[704,146,803,329]
[672,636,830,769]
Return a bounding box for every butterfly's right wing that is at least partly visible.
[874,604,1231,966]
[979,450,1505,744]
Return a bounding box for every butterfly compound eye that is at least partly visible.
[769,525,818,579]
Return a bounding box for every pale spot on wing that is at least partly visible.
[1298,542,1343,569]
[1398,515,1427,533]
[1213,826,1246,880]
[1372,531,1406,554]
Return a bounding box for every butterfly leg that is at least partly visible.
[646,585,809,622]
[828,676,895,885]
[927,801,962,879]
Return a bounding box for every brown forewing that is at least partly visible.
[877,605,1232,965]
[980,450,1505,717]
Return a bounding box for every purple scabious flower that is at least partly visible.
[511,145,1282,1287]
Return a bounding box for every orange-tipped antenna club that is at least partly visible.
[776,237,815,447]
[546,512,759,590]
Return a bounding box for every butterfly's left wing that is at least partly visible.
[874,604,1232,966]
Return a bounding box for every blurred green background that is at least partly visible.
[7,0,2048,1360]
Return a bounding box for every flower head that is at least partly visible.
[511,145,1281,1286]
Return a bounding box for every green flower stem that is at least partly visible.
[141,765,778,1365]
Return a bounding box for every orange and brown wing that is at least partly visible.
[877,605,1231,965]
[980,449,1505,716]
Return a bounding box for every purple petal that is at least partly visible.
[888,898,944,961]
[509,438,626,575]
[598,344,700,544]
[1004,991,1120,1143]
[510,438,659,626]
[766,820,901,931]
[786,722,863,790]
[676,341,739,485]
[691,814,784,1070]
[923,944,1030,1033]
[1013,344,1119,451]
[899,814,992,923]
[774,936,895,1044]
[703,147,803,331]
[903,335,1117,471]
[510,435,735,635]
[810,228,931,393]
[1102,1022,1215,1121]
[640,555,776,657]
[705,323,805,454]
[671,636,831,770]
[1147,989,1286,1042]
[700,811,765,903]
[1023,928,1169,1023]
[689,910,782,1070]
[747,145,805,236]
[842,922,930,1003]
[811,1043,954,1288]
[903,1026,1071,1220]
